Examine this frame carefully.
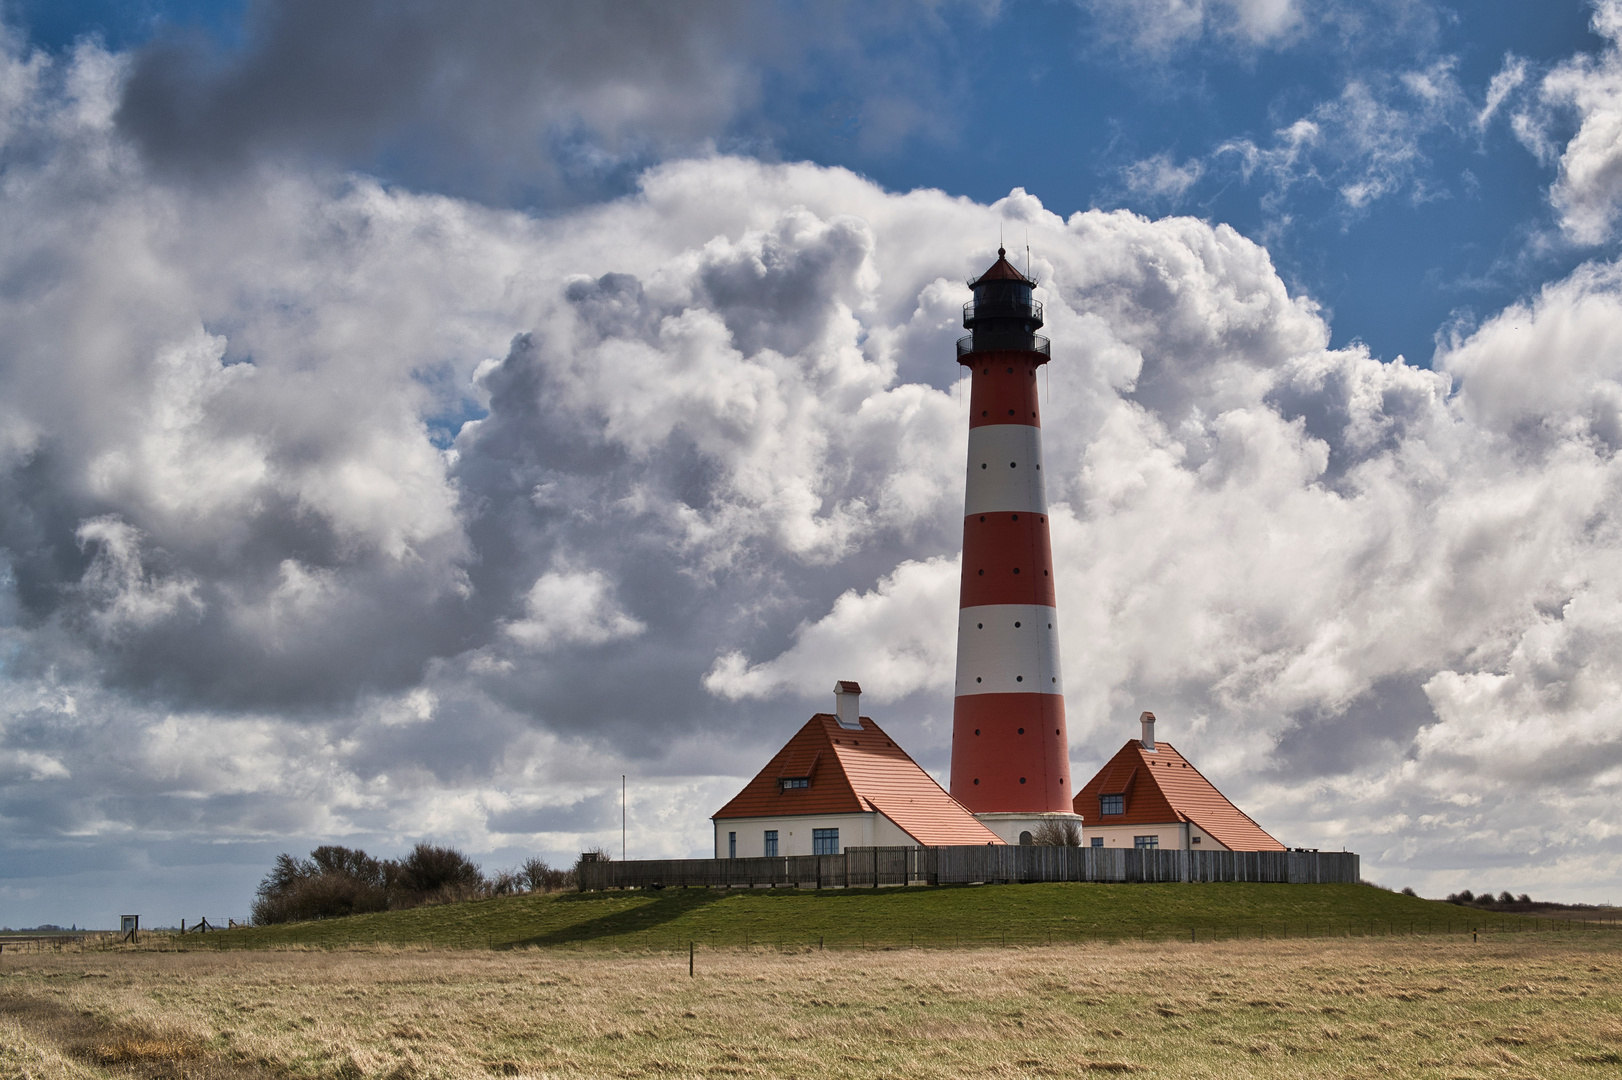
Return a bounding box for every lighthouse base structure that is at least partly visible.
[974,811,1087,846]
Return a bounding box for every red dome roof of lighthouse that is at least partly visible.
[970,246,1036,287]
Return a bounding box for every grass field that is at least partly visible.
[182,882,1565,952]
[1,935,1619,1079]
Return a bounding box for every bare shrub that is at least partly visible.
[252,847,388,924]
[521,857,572,893]
[1031,819,1082,847]
[393,843,485,906]
[254,841,489,922]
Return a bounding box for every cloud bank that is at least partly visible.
[3,21,1622,919]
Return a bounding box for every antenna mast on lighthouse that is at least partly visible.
[949,247,1079,844]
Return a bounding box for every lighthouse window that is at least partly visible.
[1008,409,1015,415]
[977,622,983,628]
[1013,568,1020,574]
[976,677,982,683]
[1014,621,1021,627]
[1019,777,1027,784]
[1100,794,1124,815]
[1016,676,1023,682]
[1017,727,1024,734]
[981,463,987,469]
[812,828,839,855]
[1010,461,1017,468]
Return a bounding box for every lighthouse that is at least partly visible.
[949,248,1081,845]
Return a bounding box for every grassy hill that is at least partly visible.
[183,882,1593,951]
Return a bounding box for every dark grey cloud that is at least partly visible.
[110,0,969,200]
[116,0,766,192]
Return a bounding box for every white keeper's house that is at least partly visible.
[711,682,1000,858]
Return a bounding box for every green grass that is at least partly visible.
[178,882,1598,952]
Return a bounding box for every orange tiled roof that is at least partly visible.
[713,714,1003,846]
[1072,740,1285,851]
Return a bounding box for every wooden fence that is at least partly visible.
[579,846,1358,891]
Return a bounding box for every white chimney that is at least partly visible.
[834,680,863,730]
[1140,710,1157,751]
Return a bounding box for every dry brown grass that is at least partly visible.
[0,936,1617,1079]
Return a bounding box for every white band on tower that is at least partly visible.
[964,425,1048,516]
[954,604,1064,696]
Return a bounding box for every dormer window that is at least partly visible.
[1100,793,1124,815]
[780,777,809,791]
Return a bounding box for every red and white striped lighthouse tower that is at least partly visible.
[949,248,1078,843]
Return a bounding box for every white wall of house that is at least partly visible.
[975,811,1084,845]
[1083,822,1225,851]
[713,811,918,857]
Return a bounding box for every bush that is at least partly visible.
[253,841,492,923]
[487,868,524,896]
[520,857,573,893]
[251,847,388,925]
[1400,886,1416,897]
[1031,819,1082,847]
[394,843,485,904]
[1445,889,1474,905]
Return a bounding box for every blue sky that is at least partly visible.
[7,0,1622,926]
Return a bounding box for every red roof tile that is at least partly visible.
[1073,740,1285,851]
[713,714,1003,846]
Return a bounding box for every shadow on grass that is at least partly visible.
[511,889,734,947]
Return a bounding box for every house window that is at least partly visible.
[764,830,778,857]
[728,831,736,859]
[1090,837,1103,848]
[780,777,809,790]
[1134,835,1158,849]
[813,828,839,855]
[1100,794,1124,815]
